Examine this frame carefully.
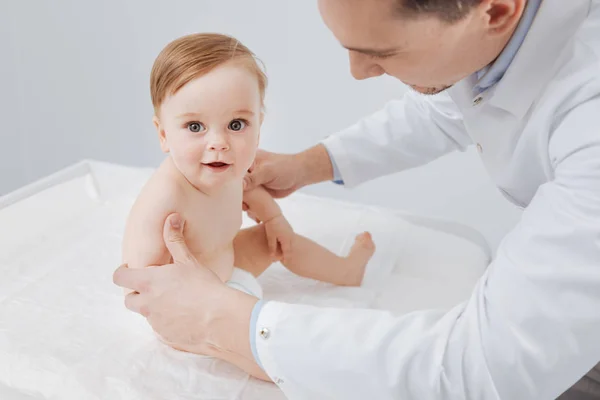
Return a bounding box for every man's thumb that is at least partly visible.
[163,213,195,264]
[243,171,259,192]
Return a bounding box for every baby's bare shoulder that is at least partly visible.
[126,171,182,229]
[121,174,176,266]
[121,171,186,263]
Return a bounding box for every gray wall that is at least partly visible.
[0,1,521,249]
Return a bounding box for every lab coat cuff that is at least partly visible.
[249,299,265,370]
[321,141,344,184]
[254,301,289,388]
[321,135,358,187]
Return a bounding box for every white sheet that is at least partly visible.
[0,160,490,400]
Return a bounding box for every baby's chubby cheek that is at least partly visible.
[242,151,257,170]
[179,147,204,165]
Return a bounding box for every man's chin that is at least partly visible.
[409,84,452,95]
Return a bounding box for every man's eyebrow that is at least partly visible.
[343,46,401,56]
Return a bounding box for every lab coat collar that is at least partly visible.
[457,0,591,119]
[473,0,542,95]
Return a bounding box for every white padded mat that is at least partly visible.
[0,160,490,400]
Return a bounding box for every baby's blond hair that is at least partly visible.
[150,33,267,114]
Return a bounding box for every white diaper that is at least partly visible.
[226,267,263,298]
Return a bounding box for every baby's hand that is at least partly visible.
[264,214,294,261]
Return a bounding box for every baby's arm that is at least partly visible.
[242,185,283,223]
[121,188,174,273]
[243,186,294,258]
[122,213,170,269]
[121,208,170,295]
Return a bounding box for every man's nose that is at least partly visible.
[349,52,385,80]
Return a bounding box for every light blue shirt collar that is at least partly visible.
[473,0,543,95]
[327,0,543,187]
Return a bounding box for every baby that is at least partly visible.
[122,33,375,322]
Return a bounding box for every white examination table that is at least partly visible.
[0,160,491,400]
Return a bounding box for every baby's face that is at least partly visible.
[155,61,262,192]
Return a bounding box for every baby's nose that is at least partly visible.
[208,140,229,151]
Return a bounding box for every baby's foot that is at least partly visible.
[344,232,375,286]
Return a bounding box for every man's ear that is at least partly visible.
[483,0,524,35]
[153,116,169,153]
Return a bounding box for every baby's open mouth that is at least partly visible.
[203,162,231,171]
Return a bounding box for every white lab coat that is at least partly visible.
[255,0,600,398]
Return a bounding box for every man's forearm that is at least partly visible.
[294,144,335,187]
[318,96,473,188]
[205,288,270,380]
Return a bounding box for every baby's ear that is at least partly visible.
[153,116,169,153]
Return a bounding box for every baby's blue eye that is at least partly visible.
[229,119,246,132]
[187,122,205,133]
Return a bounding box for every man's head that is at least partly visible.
[150,33,267,191]
[318,0,526,94]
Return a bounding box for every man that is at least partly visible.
[114,0,600,398]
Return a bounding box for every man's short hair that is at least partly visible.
[398,0,482,22]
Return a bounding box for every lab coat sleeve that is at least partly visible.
[321,90,472,187]
[254,97,600,400]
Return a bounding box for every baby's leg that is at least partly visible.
[283,232,375,287]
[233,224,279,277]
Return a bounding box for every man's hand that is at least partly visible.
[244,149,304,198]
[244,145,335,197]
[113,213,259,360]
[263,214,294,261]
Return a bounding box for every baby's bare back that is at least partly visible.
[122,158,243,282]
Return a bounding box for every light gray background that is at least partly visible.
[0,1,521,250]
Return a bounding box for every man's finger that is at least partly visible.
[265,187,292,199]
[243,172,257,192]
[124,292,150,317]
[244,161,272,192]
[163,213,197,265]
[268,234,277,257]
[282,238,292,256]
[113,264,153,293]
